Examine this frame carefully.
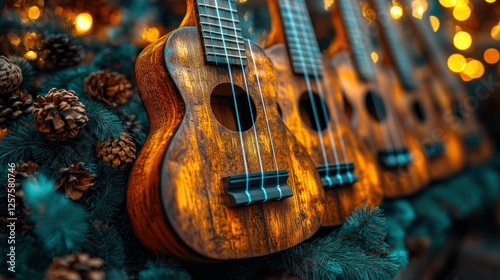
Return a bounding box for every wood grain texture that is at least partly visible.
[266,45,383,225]
[127,26,326,261]
[330,51,429,197]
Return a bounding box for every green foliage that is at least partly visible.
[85,101,125,141]
[138,261,191,280]
[269,206,404,280]
[24,175,88,257]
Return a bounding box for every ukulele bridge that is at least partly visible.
[424,142,446,159]
[464,133,484,149]
[378,148,413,168]
[223,170,292,207]
[317,163,358,188]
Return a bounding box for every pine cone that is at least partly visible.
[122,113,143,134]
[46,252,105,280]
[40,34,84,71]
[56,162,95,200]
[0,89,34,125]
[0,161,38,235]
[84,70,133,108]
[32,88,88,141]
[96,132,136,169]
[0,56,23,94]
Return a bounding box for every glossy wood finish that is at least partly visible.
[127,0,325,261]
[265,0,383,226]
[328,1,429,197]
[367,0,466,181]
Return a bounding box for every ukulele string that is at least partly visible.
[352,0,408,160]
[282,0,338,185]
[338,0,397,158]
[247,39,283,199]
[294,0,352,177]
[212,0,252,203]
[225,0,271,202]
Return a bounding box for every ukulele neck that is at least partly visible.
[275,0,324,77]
[334,0,376,83]
[192,0,247,66]
[400,0,460,92]
[370,0,417,91]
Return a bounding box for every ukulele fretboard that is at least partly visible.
[337,0,375,82]
[371,0,417,91]
[278,0,324,77]
[196,0,247,66]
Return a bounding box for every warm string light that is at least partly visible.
[439,0,458,8]
[453,3,471,21]
[492,24,500,40]
[411,0,428,19]
[371,52,379,63]
[27,6,41,20]
[429,16,440,31]
[75,12,93,34]
[390,5,403,20]
[141,26,160,43]
[484,48,500,64]
[24,51,37,60]
[448,53,467,73]
[453,31,472,50]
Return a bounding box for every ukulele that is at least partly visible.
[127,0,325,261]
[328,0,429,197]
[367,0,466,180]
[400,0,493,165]
[265,0,383,226]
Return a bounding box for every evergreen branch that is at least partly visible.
[85,101,124,141]
[23,175,88,257]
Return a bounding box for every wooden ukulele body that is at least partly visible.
[266,44,383,226]
[331,51,429,197]
[127,27,325,261]
[385,65,466,181]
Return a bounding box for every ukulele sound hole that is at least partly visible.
[210,83,256,132]
[411,101,426,122]
[364,91,386,122]
[299,92,331,131]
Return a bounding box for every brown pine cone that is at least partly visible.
[0,161,38,235]
[56,162,95,200]
[96,132,136,169]
[0,89,34,125]
[39,34,84,71]
[84,70,133,108]
[46,252,105,280]
[32,88,88,141]
[0,56,23,94]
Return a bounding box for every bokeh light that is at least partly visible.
[141,27,160,43]
[430,16,440,32]
[27,6,41,20]
[453,3,471,21]
[371,52,379,63]
[492,25,500,40]
[461,59,485,80]
[453,31,472,50]
[390,5,403,20]
[24,51,37,60]
[448,53,467,72]
[484,48,500,64]
[439,0,458,8]
[75,13,93,34]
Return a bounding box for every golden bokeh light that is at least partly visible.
[75,13,93,34]
[484,48,500,64]
[492,25,500,40]
[430,16,440,32]
[461,59,485,79]
[324,0,334,10]
[27,6,41,20]
[390,5,403,20]
[371,52,379,63]
[447,53,467,73]
[141,27,160,43]
[453,3,471,21]
[24,51,37,60]
[453,31,472,50]
[485,0,496,3]
[439,0,457,7]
